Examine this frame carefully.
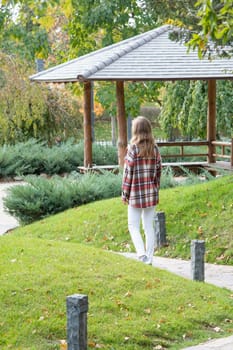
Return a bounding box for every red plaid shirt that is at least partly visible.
[122,144,162,208]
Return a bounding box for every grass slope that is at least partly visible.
[0,235,233,350]
[13,175,233,265]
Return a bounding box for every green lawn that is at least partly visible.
[13,175,233,265]
[0,175,233,349]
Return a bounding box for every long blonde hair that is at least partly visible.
[130,116,156,157]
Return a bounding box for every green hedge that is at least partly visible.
[3,171,122,224]
[0,139,118,177]
[3,167,213,225]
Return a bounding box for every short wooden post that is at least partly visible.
[154,211,167,248]
[191,240,205,281]
[67,294,88,350]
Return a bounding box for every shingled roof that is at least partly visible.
[30,25,233,83]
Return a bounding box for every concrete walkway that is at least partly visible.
[121,252,233,291]
[1,182,233,349]
[0,182,19,235]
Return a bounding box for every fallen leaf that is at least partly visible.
[216,254,225,261]
[213,326,222,333]
[146,281,153,289]
[59,339,67,350]
[144,308,151,314]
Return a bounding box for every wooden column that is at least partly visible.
[207,79,216,163]
[83,81,92,168]
[116,81,127,167]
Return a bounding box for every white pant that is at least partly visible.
[128,205,155,261]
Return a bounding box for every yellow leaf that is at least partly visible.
[88,341,97,348]
[146,281,153,289]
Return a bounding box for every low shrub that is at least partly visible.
[0,139,118,177]
[92,142,118,165]
[0,145,22,177]
[3,166,215,226]
[3,171,122,224]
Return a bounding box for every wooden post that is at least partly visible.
[207,79,216,163]
[91,82,95,142]
[116,81,128,167]
[66,294,88,350]
[83,82,92,168]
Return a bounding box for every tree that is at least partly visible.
[0,1,51,61]
[187,0,233,58]
[160,79,233,140]
[144,0,199,27]
[0,0,73,64]
[68,0,154,57]
[95,81,162,120]
[0,53,83,145]
[145,0,233,139]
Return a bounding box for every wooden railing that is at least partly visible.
[211,139,233,166]
[156,139,233,168]
[91,139,233,171]
[157,140,209,160]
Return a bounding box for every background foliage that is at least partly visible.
[160,79,233,140]
[0,0,233,144]
[0,53,83,144]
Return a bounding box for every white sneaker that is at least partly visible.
[138,255,152,265]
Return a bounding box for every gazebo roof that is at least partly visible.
[30,25,233,83]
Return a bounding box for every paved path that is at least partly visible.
[0,182,19,235]
[121,252,233,291]
[1,182,233,349]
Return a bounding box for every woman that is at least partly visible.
[122,116,162,265]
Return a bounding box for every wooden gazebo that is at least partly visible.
[30,25,233,170]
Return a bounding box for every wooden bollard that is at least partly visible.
[191,240,205,281]
[66,294,88,350]
[154,211,167,248]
